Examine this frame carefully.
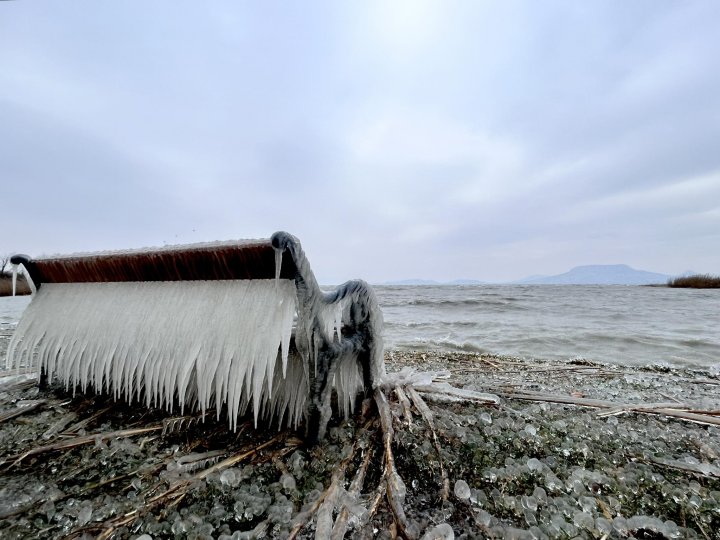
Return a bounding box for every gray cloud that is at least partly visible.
[1,1,719,283]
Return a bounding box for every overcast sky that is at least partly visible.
[2,1,719,284]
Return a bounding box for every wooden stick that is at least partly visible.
[644,456,720,479]
[481,357,502,369]
[365,468,388,527]
[0,372,38,385]
[62,406,113,435]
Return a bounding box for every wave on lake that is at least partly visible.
[377,285,720,370]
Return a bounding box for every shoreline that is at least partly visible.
[1,351,718,538]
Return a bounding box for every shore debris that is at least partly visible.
[1,351,719,538]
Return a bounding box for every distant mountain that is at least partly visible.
[510,274,548,284]
[518,264,669,285]
[383,279,440,285]
[448,279,487,285]
[380,265,672,286]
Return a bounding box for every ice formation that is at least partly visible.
[4,232,385,439]
[11,263,18,297]
[270,231,385,441]
[6,281,299,430]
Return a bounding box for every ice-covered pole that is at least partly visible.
[271,232,385,443]
[10,254,38,292]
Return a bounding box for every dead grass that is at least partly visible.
[667,274,720,289]
[0,274,31,296]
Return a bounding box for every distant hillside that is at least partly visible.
[518,264,669,285]
[383,279,440,286]
[510,274,548,284]
[380,266,672,286]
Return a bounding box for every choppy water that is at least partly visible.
[0,296,30,332]
[377,285,719,369]
[2,285,719,369]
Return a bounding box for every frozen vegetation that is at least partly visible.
[667,274,720,289]
[1,349,719,539]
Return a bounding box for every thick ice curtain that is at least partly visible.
[5,280,297,430]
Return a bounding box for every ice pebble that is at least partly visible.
[421,523,454,540]
[454,479,471,500]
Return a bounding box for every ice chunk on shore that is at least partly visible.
[421,523,454,540]
[454,480,471,500]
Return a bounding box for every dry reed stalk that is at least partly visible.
[61,405,113,435]
[194,433,286,480]
[496,389,720,427]
[90,434,287,540]
[3,425,163,467]
[331,446,374,540]
[375,389,416,539]
[0,400,46,424]
[395,386,414,426]
[287,437,361,540]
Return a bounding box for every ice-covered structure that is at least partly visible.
[4,232,385,442]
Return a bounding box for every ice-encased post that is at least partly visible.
[8,254,47,387]
[10,254,40,290]
[271,231,385,444]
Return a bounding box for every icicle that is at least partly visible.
[274,245,283,289]
[4,280,299,430]
[11,263,18,297]
[332,354,363,419]
[6,236,388,440]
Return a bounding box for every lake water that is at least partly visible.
[2,285,718,369]
[377,285,719,369]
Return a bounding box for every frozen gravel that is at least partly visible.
[0,350,719,539]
